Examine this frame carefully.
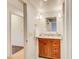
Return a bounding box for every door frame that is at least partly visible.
[62,0,72,59]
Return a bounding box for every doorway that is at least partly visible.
[7,0,27,59]
[11,13,24,59]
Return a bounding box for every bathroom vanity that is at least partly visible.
[38,33,61,59]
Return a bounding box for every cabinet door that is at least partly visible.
[39,39,51,58]
[39,39,46,57]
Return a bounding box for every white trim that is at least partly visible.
[61,0,72,59]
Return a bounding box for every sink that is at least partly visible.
[36,32,62,39]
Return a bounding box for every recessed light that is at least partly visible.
[44,0,47,2]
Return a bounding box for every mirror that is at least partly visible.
[46,17,57,32]
[11,13,24,59]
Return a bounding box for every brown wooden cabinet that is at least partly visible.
[38,38,61,59]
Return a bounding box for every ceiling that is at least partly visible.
[8,0,23,11]
[28,0,64,12]
[8,0,64,16]
[8,0,64,13]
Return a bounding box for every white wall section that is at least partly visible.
[11,14,24,46]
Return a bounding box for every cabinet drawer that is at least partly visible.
[51,40,60,47]
[51,49,60,53]
[53,53,60,58]
[51,48,60,56]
